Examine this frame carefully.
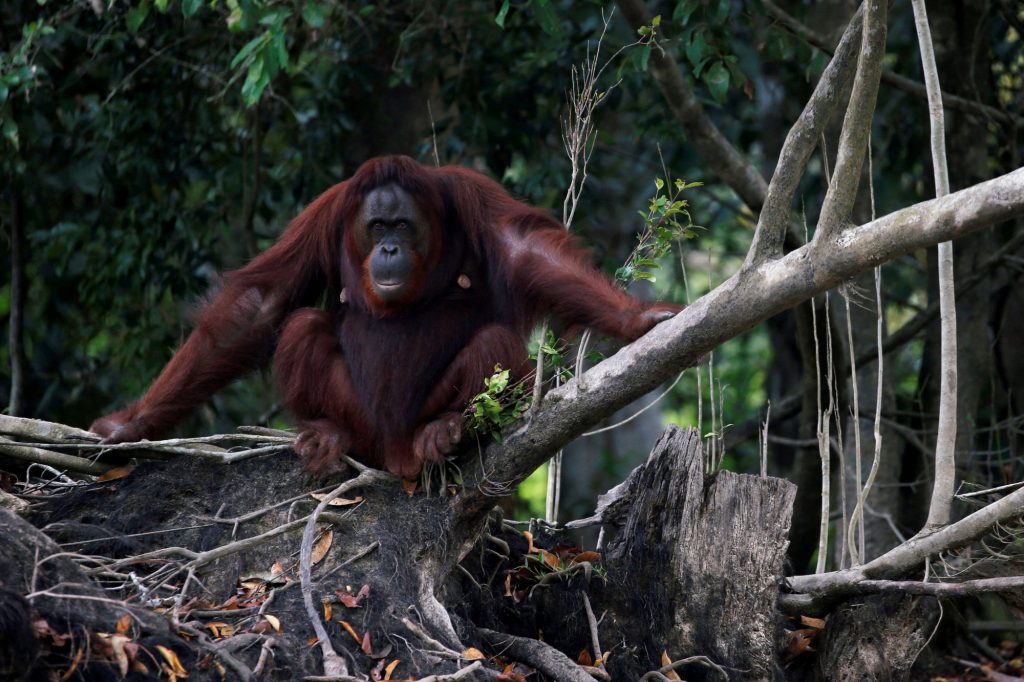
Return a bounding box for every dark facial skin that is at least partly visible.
[357,185,431,305]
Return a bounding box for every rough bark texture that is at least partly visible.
[814,594,939,680]
[602,426,797,681]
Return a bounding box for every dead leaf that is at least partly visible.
[504,574,513,597]
[312,529,334,565]
[577,649,593,666]
[263,614,281,633]
[311,492,364,506]
[340,620,362,644]
[98,465,134,482]
[268,557,292,577]
[203,621,234,638]
[157,645,189,678]
[60,645,84,681]
[107,634,131,676]
[538,549,561,570]
[34,617,71,647]
[784,628,819,663]
[115,613,132,635]
[571,551,600,565]
[362,631,373,655]
[523,530,535,554]
[384,659,400,680]
[800,615,826,630]
[596,651,610,666]
[402,479,417,497]
[661,651,682,681]
[462,647,485,661]
[323,600,333,621]
[337,584,370,608]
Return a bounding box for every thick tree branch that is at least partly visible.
[615,0,768,213]
[815,0,887,240]
[459,167,1024,507]
[746,6,863,265]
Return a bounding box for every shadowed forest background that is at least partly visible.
[2,0,1024,679]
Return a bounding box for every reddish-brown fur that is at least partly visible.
[91,155,681,478]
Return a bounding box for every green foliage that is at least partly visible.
[616,176,703,285]
[465,366,530,443]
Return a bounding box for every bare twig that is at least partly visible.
[400,617,462,660]
[639,655,729,682]
[7,190,25,416]
[300,469,388,677]
[843,289,864,566]
[581,592,603,668]
[850,147,885,564]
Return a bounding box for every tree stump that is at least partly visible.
[602,426,797,680]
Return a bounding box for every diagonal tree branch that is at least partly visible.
[458,167,1024,513]
[815,0,887,241]
[745,6,863,265]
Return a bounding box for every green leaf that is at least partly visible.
[673,0,699,24]
[182,0,203,19]
[231,34,265,69]
[87,331,111,357]
[712,0,729,23]
[495,0,510,27]
[155,0,169,13]
[704,60,729,103]
[274,33,289,71]
[259,8,288,26]
[635,44,652,72]
[531,0,562,37]
[685,29,706,68]
[302,2,326,28]
[0,83,8,103]
[2,116,19,149]
[126,0,151,33]
[241,56,268,106]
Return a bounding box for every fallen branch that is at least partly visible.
[788,482,1024,597]
[479,627,593,682]
[852,576,1024,597]
[0,437,111,476]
